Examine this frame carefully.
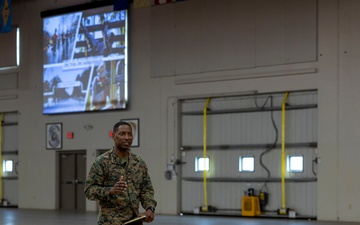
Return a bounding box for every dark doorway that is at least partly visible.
[58,151,86,210]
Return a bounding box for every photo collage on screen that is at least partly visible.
[43,5,127,114]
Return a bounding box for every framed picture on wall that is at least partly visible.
[46,123,62,150]
[121,119,139,147]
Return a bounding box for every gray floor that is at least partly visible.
[1,208,360,225]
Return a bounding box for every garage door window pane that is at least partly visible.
[195,157,209,172]
[239,156,254,172]
[3,160,13,172]
[287,155,303,172]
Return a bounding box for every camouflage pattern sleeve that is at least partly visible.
[84,154,112,201]
[137,156,157,210]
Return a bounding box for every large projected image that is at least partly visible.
[42,4,127,114]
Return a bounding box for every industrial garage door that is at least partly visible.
[179,90,318,218]
[0,112,19,208]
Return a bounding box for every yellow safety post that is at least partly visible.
[201,98,211,212]
[0,113,4,200]
[279,92,289,214]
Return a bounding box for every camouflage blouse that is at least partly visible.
[84,149,157,225]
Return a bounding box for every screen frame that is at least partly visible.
[40,1,115,19]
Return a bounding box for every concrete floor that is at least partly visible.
[1,208,360,225]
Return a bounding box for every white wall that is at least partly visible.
[337,0,360,221]
[1,0,360,222]
[316,0,339,221]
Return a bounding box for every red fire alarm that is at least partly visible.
[67,132,74,139]
[109,131,114,138]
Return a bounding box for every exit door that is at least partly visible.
[59,151,86,210]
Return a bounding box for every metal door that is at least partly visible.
[59,151,86,210]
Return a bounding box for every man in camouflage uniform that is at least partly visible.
[85,121,157,225]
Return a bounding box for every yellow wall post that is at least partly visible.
[280,92,289,212]
[202,98,211,211]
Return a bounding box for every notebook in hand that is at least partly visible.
[124,215,146,225]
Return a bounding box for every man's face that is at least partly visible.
[113,124,133,150]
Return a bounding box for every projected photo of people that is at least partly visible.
[74,11,126,59]
[87,59,126,111]
[43,13,81,65]
[42,4,128,115]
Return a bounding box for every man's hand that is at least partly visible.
[109,175,127,195]
[144,209,155,223]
